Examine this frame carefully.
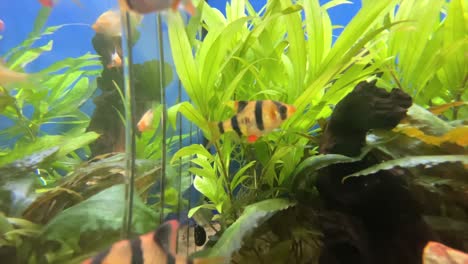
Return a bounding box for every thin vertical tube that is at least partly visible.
[176,78,183,250]
[157,13,167,225]
[120,11,137,238]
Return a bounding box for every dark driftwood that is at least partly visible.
[316,80,433,264]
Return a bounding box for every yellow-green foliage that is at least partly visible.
[167,0,466,222]
[370,0,467,113]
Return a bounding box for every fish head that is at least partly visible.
[286,104,296,118]
[93,11,121,36]
[276,102,297,121]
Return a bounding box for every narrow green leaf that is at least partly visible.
[41,184,157,253]
[55,132,100,158]
[170,144,213,164]
[343,155,468,182]
[206,198,296,258]
[193,176,224,210]
[10,40,54,70]
[230,160,255,191]
[167,11,202,110]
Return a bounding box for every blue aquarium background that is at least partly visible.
[3,1,464,263]
[0,0,360,139]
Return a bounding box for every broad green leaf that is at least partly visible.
[167,102,207,133]
[343,155,468,182]
[41,184,157,255]
[198,17,251,106]
[167,11,202,111]
[292,153,362,180]
[206,198,296,258]
[188,203,217,218]
[193,176,225,212]
[170,144,213,164]
[405,104,453,135]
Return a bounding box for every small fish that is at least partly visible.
[0,62,29,86]
[38,0,81,8]
[92,10,122,37]
[107,49,122,69]
[82,220,224,264]
[423,241,468,264]
[92,10,143,37]
[0,19,5,31]
[118,0,196,15]
[216,100,296,143]
[137,109,154,132]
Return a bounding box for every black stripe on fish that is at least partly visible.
[231,116,242,136]
[255,100,264,131]
[90,248,111,264]
[154,223,172,253]
[124,0,135,10]
[218,121,224,134]
[273,101,288,120]
[130,237,144,264]
[167,254,176,264]
[237,101,248,113]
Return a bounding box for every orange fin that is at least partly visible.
[247,135,259,143]
[137,109,154,132]
[423,241,468,264]
[155,219,179,254]
[171,0,181,12]
[82,220,181,264]
[183,0,196,16]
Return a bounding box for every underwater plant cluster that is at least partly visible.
[0,0,467,263]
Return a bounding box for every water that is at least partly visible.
[5,1,464,264]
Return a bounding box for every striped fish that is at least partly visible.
[423,241,468,264]
[82,220,224,264]
[118,0,195,15]
[217,100,296,143]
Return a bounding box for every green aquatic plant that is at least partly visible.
[0,8,194,263]
[0,8,102,181]
[165,0,467,260]
[167,0,404,224]
[368,0,467,119]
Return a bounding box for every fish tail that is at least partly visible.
[191,256,226,264]
[171,0,181,11]
[183,0,196,16]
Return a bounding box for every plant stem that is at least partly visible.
[388,67,403,90]
[214,141,233,209]
[13,102,35,141]
[453,75,467,120]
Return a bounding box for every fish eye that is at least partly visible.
[278,105,288,120]
[279,105,287,115]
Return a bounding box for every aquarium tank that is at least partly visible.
[0,0,467,263]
